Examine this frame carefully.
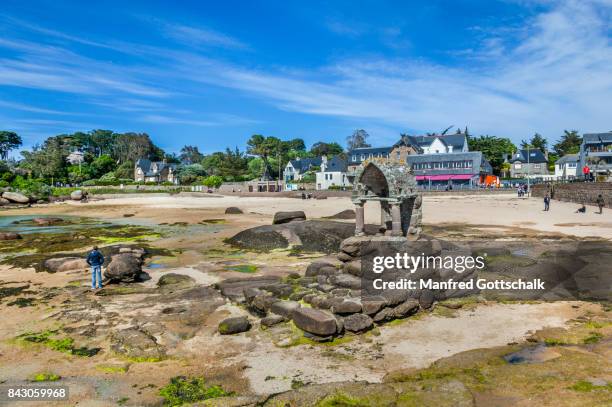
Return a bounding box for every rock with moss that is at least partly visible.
[44,257,88,273]
[218,316,251,335]
[110,327,166,360]
[158,273,196,287]
[291,308,338,337]
[342,313,373,333]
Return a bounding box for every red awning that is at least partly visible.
[415,174,476,181]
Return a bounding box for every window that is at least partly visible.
[515,163,522,169]
[352,155,357,161]
[534,164,541,169]
[568,163,577,168]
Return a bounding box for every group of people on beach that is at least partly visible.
[543,192,606,214]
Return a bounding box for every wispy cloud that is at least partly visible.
[163,23,248,50]
[175,0,611,140]
[0,100,76,115]
[1,0,610,145]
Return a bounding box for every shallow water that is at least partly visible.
[0,214,225,236]
[504,344,561,364]
[0,215,106,234]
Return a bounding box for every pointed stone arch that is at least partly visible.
[352,161,422,239]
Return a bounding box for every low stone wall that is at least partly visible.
[532,182,611,208]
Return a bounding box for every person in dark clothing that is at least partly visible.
[86,246,104,290]
[596,194,605,214]
[543,193,550,211]
[576,204,586,213]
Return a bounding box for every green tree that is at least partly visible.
[0,131,23,160]
[203,175,223,189]
[553,130,582,156]
[310,142,344,157]
[246,135,282,178]
[179,145,203,164]
[468,135,517,175]
[346,129,371,151]
[520,133,548,153]
[90,154,116,178]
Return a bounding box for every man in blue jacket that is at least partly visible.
[86,246,105,290]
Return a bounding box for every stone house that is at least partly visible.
[507,149,550,178]
[134,159,178,184]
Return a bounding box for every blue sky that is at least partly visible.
[0,0,611,156]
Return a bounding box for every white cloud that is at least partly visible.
[178,0,611,142]
[1,0,610,145]
[163,23,248,49]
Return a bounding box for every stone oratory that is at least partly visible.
[351,161,422,240]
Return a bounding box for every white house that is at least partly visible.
[316,156,350,190]
[283,157,323,190]
[554,154,579,180]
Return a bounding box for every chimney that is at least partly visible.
[162,158,167,164]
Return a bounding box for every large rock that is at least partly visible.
[226,220,356,253]
[273,211,306,224]
[372,307,395,323]
[225,207,243,214]
[343,313,373,332]
[393,299,419,318]
[361,296,387,315]
[0,197,10,205]
[70,190,85,201]
[218,316,251,335]
[291,308,338,336]
[305,261,338,277]
[324,209,356,220]
[331,300,362,315]
[270,300,301,317]
[44,257,88,272]
[2,191,29,204]
[104,253,142,282]
[33,217,63,226]
[110,327,165,360]
[329,274,362,289]
[0,232,21,240]
[216,276,281,302]
[158,273,196,287]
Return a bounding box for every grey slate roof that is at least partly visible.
[323,156,347,172]
[289,157,322,173]
[583,132,612,144]
[508,149,548,164]
[556,154,579,164]
[409,134,467,150]
[135,158,177,177]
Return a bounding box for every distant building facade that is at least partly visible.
[554,154,579,180]
[408,151,493,187]
[134,159,178,184]
[316,156,350,190]
[579,132,612,177]
[284,157,322,183]
[507,149,549,178]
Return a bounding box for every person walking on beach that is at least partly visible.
[86,246,104,290]
[596,194,605,214]
[544,193,550,211]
